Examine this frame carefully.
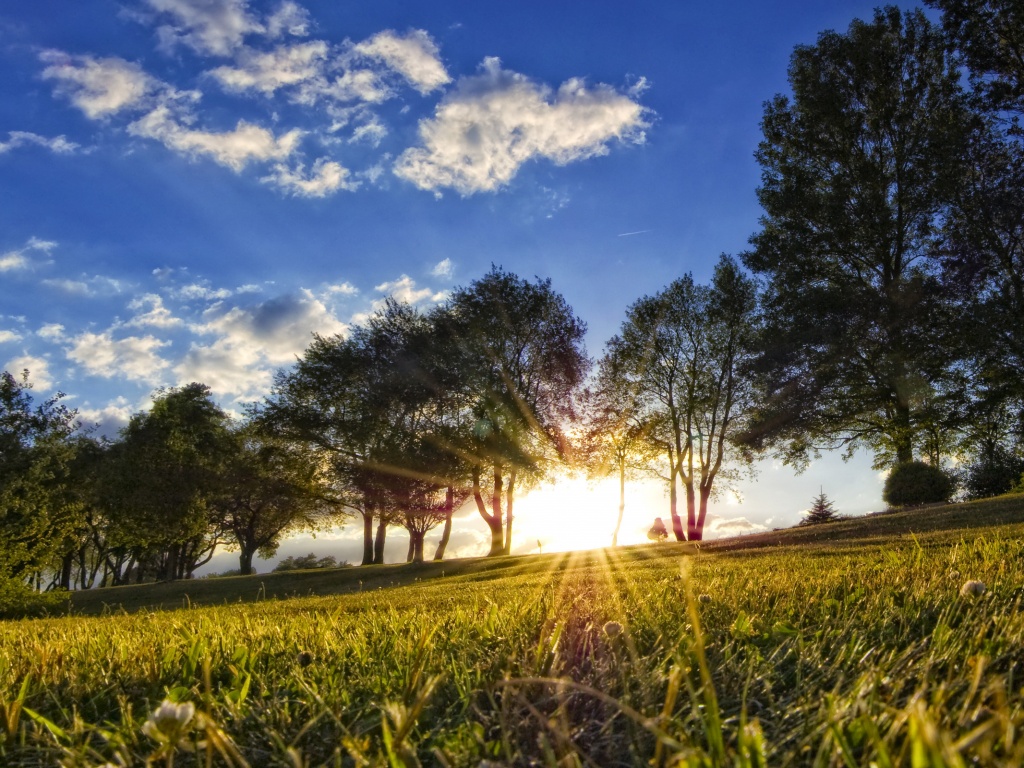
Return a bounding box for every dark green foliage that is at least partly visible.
[743,7,971,469]
[883,460,956,507]
[273,553,340,571]
[0,370,82,589]
[801,490,839,525]
[963,446,1024,499]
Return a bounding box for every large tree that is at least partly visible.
[106,383,233,581]
[441,267,590,556]
[0,371,82,588]
[215,421,336,575]
[742,7,970,469]
[602,255,758,541]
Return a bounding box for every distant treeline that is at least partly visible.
[2,2,1022,610]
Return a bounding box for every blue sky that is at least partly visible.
[1,1,920,566]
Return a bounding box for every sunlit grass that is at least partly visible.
[1,494,1023,765]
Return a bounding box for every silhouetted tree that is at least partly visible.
[602,256,758,541]
[441,267,589,556]
[743,7,971,470]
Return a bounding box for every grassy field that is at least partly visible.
[1,494,1023,766]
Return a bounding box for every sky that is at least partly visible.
[0,0,922,571]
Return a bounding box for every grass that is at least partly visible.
[1,493,1022,766]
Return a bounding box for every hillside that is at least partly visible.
[69,493,1024,615]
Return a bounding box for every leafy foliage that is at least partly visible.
[743,7,970,469]
[883,460,956,507]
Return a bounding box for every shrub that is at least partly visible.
[883,460,955,507]
[0,579,70,620]
[274,553,341,572]
[963,448,1024,500]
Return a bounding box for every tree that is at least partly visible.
[215,420,336,575]
[0,370,82,591]
[602,256,758,541]
[441,267,589,556]
[926,0,1024,117]
[264,300,471,565]
[801,489,839,525]
[106,383,233,581]
[584,344,660,547]
[742,7,971,470]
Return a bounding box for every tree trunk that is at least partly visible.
[685,482,698,541]
[59,551,74,591]
[693,485,713,542]
[406,534,415,563]
[669,470,685,541]
[894,400,914,465]
[373,519,387,564]
[433,509,453,561]
[239,547,255,576]
[502,471,516,555]
[411,532,425,564]
[472,465,505,557]
[612,460,626,547]
[361,509,374,566]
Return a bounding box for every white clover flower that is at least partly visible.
[960,580,986,597]
[142,699,196,744]
[603,621,623,638]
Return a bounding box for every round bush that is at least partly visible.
[883,460,954,507]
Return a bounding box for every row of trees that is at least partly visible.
[2,1,1022,597]
[0,374,334,590]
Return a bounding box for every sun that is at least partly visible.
[510,474,663,555]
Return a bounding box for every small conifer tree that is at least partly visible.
[802,489,838,525]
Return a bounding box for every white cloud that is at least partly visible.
[0,330,22,344]
[174,281,233,301]
[235,283,262,293]
[40,51,161,119]
[42,275,125,297]
[261,157,358,197]
[374,275,444,305]
[67,331,171,383]
[0,237,58,272]
[3,354,53,391]
[37,323,66,341]
[207,41,327,96]
[77,397,134,438]
[265,1,311,39]
[179,290,345,397]
[430,258,453,279]
[323,281,358,296]
[196,290,346,363]
[394,57,649,195]
[304,68,392,105]
[145,0,264,56]
[348,115,387,146]
[124,294,183,329]
[351,29,450,95]
[0,131,79,155]
[174,338,269,399]
[129,105,303,171]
